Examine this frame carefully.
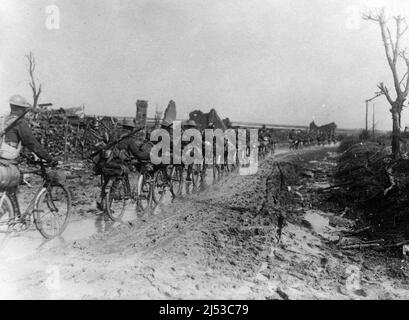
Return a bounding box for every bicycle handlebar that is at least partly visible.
[19,154,58,169]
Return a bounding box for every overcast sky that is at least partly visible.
[2,0,409,130]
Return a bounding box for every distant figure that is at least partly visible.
[289,129,295,141]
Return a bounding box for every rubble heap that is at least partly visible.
[27,109,118,160]
[189,109,227,131]
[335,141,409,233]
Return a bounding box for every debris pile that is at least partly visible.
[189,109,227,131]
[28,109,82,158]
[27,109,119,160]
[335,141,409,233]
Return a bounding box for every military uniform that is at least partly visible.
[3,95,54,219]
[4,116,53,162]
[111,129,151,161]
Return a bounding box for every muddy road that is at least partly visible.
[1,146,409,299]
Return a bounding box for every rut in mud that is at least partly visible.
[1,147,409,299]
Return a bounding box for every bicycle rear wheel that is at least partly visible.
[184,165,196,195]
[34,184,72,239]
[192,164,204,189]
[212,163,221,181]
[105,176,129,222]
[170,166,183,197]
[137,172,152,215]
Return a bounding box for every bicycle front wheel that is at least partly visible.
[105,176,129,222]
[34,184,72,239]
[0,194,14,239]
[152,168,167,206]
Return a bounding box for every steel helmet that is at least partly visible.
[184,120,197,128]
[9,94,31,108]
[122,118,136,128]
[161,120,173,128]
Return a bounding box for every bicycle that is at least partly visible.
[104,159,153,221]
[0,159,72,239]
[169,164,184,197]
[151,164,172,206]
[289,139,300,150]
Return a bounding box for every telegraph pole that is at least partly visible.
[365,93,382,133]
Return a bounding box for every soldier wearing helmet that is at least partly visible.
[161,120,173,129]
[3,95,56,221]
[95,118,151,210]
[182,119,197,130]
[5,95,54,163]
[113,118,151,161]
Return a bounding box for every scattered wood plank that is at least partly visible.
[341,243,381,250]
[342,226,372,236]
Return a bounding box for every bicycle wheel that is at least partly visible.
[212,163,221,181]
[220,164,226,177]
[184,166,195,195]
[137,172,152,215]
[152,168,167,206]
[170,166,183,197]
[0,194,14,237]
[192,164,204,189]
[34,184,72,239]
[105,176,129,222]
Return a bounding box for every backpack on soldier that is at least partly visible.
[0,114,22,160]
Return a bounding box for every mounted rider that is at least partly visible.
[259,124,269,140]
[94,118,151,210]
[1,94,56,220]
[115,119,151,162]
[288,129,300,149]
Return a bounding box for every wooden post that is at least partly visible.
[64,117,69,162]
[136,100,148,140]
[365,100,368,132]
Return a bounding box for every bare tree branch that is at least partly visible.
[25,51,41,108]
[387,28,396,55]
[365,9,409,158]
[397,17,409,37]
[399,70,408,86]
[378,82,394,105]
[400,50,409,97]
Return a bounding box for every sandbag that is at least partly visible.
[0,162,20,190]
[140,141,154,154]
[48,170,67,185]
[101,161,129,177]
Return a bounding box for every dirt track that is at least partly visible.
[1,146,409,299]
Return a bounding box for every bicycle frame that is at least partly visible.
[15,166,51,222]
[0,162,54,230]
